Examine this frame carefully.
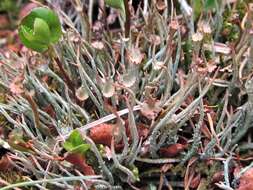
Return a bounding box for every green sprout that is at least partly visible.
[18,7,62,53]
[63,130,90,155]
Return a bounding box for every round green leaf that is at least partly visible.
[21,25,37,42]
[18,7,62,52]
[29,7,62,43]
[63,130,91,155]
[19,25,48,52]
[33,18,51,44]
[69,144,91,155]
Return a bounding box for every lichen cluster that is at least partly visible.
[0,0,253,189]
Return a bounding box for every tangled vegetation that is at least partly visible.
[0,0,253,189]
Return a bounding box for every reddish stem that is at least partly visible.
[54,57,81,104]
[123,0,131,37]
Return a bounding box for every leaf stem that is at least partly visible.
[123,0,130,37]
[50,49,80,105]
[0,175,102,190]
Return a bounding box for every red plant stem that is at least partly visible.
[54,57,80,104]
[123,0,131,37]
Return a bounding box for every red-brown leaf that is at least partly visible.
[0,15,9,29]
[190,173,201,188]
[0,155,12,171]
[156,0,167,11]
[65,153,95,176]
[200,124,212,139]
[89,124,114,146]
[159,143,185,157]
[237,168,253,190]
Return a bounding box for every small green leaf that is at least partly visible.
[204,0,216,11]
[19,26,48,52]
[31,7,62,43]
[33,18,51,44]
[21,25,36,42]
[63,130,90,155]
[18,7,62,52]
[148,183,157,190]
[63,130,84,150]
[69,144,91,154]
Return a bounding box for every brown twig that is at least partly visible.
[48,46,81,105]
[54,57,75,95]
[123,0,131,37]
[53,57,81,105]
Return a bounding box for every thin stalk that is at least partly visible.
[62,105,141,139]
[123,0,131,37]
[135,157,180,164]
[53,57,76,100]
[125,98,139,163]
[224,156,232,188]
[48,46,80,105]
[180,81,205,165]
[88,0,94,26]
[22,91,48,138]
[0,176,102,190]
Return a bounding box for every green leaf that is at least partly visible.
[69,144,91,154]
[63,130,90,155]
[105,0,124,9]
[30,7,62,43]
[19,25,48,52]
[63,130,84,150]
[204,0,216,11]
[33,18,51,44]
[20,25,36,42]
[193,0,202,20]
[18,7,62,52]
